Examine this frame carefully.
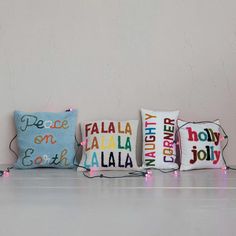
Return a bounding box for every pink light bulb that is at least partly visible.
[173,170,179,177]
[147,170,152,175]
[3,171,10,177]
[80,139,88,146]
[220,136,225,142]
[80,141,85,146]
[81,141,86,146]
[89,168,96,176]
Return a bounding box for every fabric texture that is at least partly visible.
[141,108,179,169]
[79,120,139,171]
[178,120,224,171]
[14,110,77,169]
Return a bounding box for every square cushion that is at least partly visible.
[141,108,179,169]
[14,110,78,169]
[79,120,139,171]
[178,120,224,171]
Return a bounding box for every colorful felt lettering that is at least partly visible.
[14,110,77,169]
[79,120,138,170]
[178,120,224,171]
[141,109,179,169]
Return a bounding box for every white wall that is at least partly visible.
[0,0,235,166]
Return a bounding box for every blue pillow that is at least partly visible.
[14,110,78,169]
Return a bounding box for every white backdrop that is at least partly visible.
[0,0,235,165]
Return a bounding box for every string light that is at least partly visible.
[145,170,153,180]
[7,117,235,180]
[145,173,151,180]
[0,168,12,177]
[3,170,10,177]
[174,170,179,176]
[219,136,225,142]
[89,168,96,177]
[80,140,87,146]
[221,165,227,170]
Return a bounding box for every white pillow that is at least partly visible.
[178,120,224,171]
[141,108,179,169]
[79,120,139,171]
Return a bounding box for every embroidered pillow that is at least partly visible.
[178,120,224,171]
[14,110,78,169]
[141,108,179,169]
[79,120,139,171]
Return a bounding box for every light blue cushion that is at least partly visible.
[14,110,78,169]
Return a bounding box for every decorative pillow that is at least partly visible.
[79,120,139,171]
[14,110,78,169]
[141,108,179,169]
[178,120,224,171]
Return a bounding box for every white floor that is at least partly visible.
[0,166,236,236]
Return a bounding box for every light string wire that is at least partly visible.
[0,135,17,176]
[9,134,18,159]
[6,120,234,178]
[73,136,148,179]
